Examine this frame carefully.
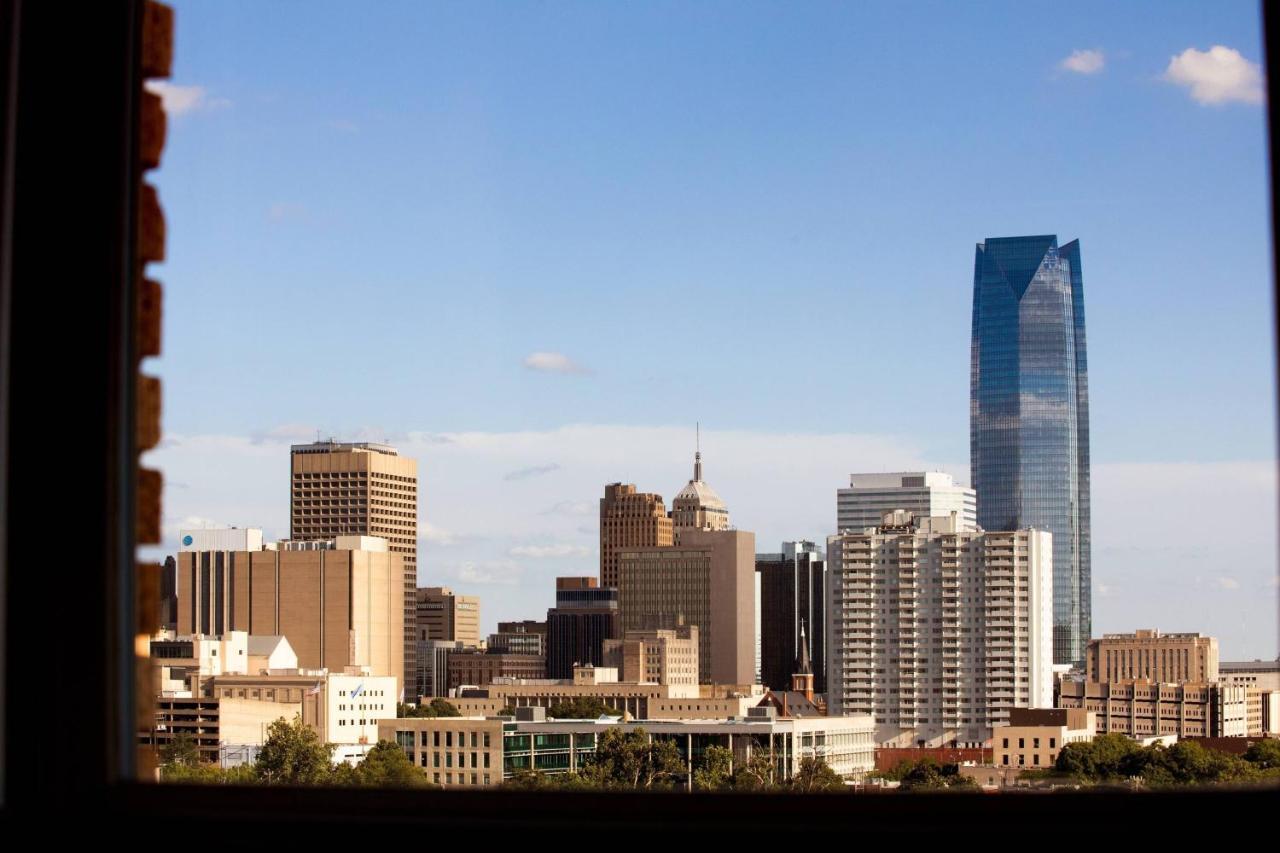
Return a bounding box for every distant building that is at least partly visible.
[756,626,824,719]
[671,444,731,534]
[756,541,826,693]
[836,472,976,534]
[545,577,618,679]
[446,650,546,691]
[160,555,177,631]
[993,708,1096,770]
[826,511,1054,747]
[488,622,547,657]
[1219,659,1280,736]
[416,587,480,647]
[416,639,463,701]
[603,624,699,686]
[175,534,404,694]
[599,483,673,588]
[1086,629,1218,684]
[618,528,756,685]
[1057,679,1248,739]
[290,440,418,694]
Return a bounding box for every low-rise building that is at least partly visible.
[1219,659,1280,736]
[993,708,1095,770]
[602,624,698,686]
[446,650,546,690]
[1057,679,1247,739]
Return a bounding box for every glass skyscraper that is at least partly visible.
[971,235,1090,665]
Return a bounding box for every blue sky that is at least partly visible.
[145,1,1278,658]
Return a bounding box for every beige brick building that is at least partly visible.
[618,529,756,686]
[446,650,546,690]
[599,483,673,588]
[603,625,698,686]
[1057,679,1248,739]
[1086,629,1218,684]
[993,708,1096,770]
[416,587,480,647]
[290,440,418,700]
[175,536,404,694]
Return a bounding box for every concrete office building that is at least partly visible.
[290,440,418,702]
[1057,679,1248,738]
[416,586,480,647]
[826,511,1054,747]
[1220,659,1280,735]
[489,621,547,657]
[599,483,673,589]
[545,577,618,679]
[618,528,756,685]
[151,630,297,696]
[416,639,463,701]
[836,472,977,535]
[993,708,1096,770]
[446,650,546,691]
[757,541,826,693]
[381,710,876,788]
[1086,629,1219,684]
[175,535,404,693]
[603,625,699,686]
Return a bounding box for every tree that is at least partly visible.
[397,698,461,719]
[254,715,337,786]
[731,746,779,791]
[789,756,845,793]
[580,727,685,790]
[159,732,201,768]
[548,696,620,720]
[691,745,733,791]
[352,740,431,787]
[1245,738,1280,770]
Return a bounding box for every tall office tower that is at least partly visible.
[416,587,481,647]
[545,577,619,679]
[971,235,1090,665]
[826,511,1053,748]
[671,446,731,535]
[756,541,827,693]
[290,440,419,699]
[599,483,673,588]
[1085,630,1219,684]
[836,472,976,534]
[175,534,405,690]
[416,639,463,700]
[617,528,756,685]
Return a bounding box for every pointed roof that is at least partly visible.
[796,621,812,676]
[674,427,726,510]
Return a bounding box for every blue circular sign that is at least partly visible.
[182,535,193,546]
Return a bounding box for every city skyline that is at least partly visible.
[143,1,1277,659]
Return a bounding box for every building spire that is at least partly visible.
[796,619,812,675]
[694,422,702,482]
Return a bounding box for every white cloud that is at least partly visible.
[509,544,591,559]
[522,352,591,375]
[1163,46,1264,105]
[504,463,560,481]
[421,523,457,546]
[455,560,522,586]
[1061,49,1105,75]
[543,500,595,517]
[144,81,230,116]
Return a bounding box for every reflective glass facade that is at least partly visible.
[971,235,1090,665]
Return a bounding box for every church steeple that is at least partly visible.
[791,620,815,703]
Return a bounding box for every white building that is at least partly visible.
[826,510,1052,748]
[836,472,977,534]
[179,527,263,552]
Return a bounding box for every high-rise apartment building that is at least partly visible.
[617,528,756,686]
[599,483,673,588]
[836,472,976,534]
[175,535,404,692]
[290,440,418,699]
[756,541,827,693]
[971,235,1090,665]
[545,577,618,679]
[1086,629,1219,684]
[416,587,480,647]
[826,511,1053,747]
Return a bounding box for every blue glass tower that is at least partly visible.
[971,235,1090,665]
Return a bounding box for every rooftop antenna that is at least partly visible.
[694,421,702,482]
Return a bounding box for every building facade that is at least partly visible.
[415,639,462,701]
[599,483,673,589]
[545,577,619,679]
[416,586,480,647]
[446,650,547,691]
[971,235,1090,665]
[618,528,756,685]
[602,625,699,686]
[1219,659,1280,736]
[290,440,418,696]
[993,708,1096,770]
[836,472,977,534]
[1086,629,1219,684]
[826,511,1054,747]
[671,448,731,534]
[175,536,405,692]
[756,541,826,694]
[1057,679,1248,739]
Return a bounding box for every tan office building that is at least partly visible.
[826,511,1055,748]
[1086,629,1218,684]
[416,587,480,647]
[1220,660,1280,736]
[1058,679,1248,738]
[175,536,404,694]
[603,625,699,686]
[671,449,731,534]
[599,483,674,589]
[993,708,1096,770]
[618,528,756,686]
[291,440,418,700]
[446,650,546,690]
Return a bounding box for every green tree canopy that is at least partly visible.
[691,745,734,791]
[159,732,200,768]
[254,714,337,786]
[398,698,461,718]
[789,756,845,793]
[351,740,432,787]
[548,696,621,720]
[579,728,685,790]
